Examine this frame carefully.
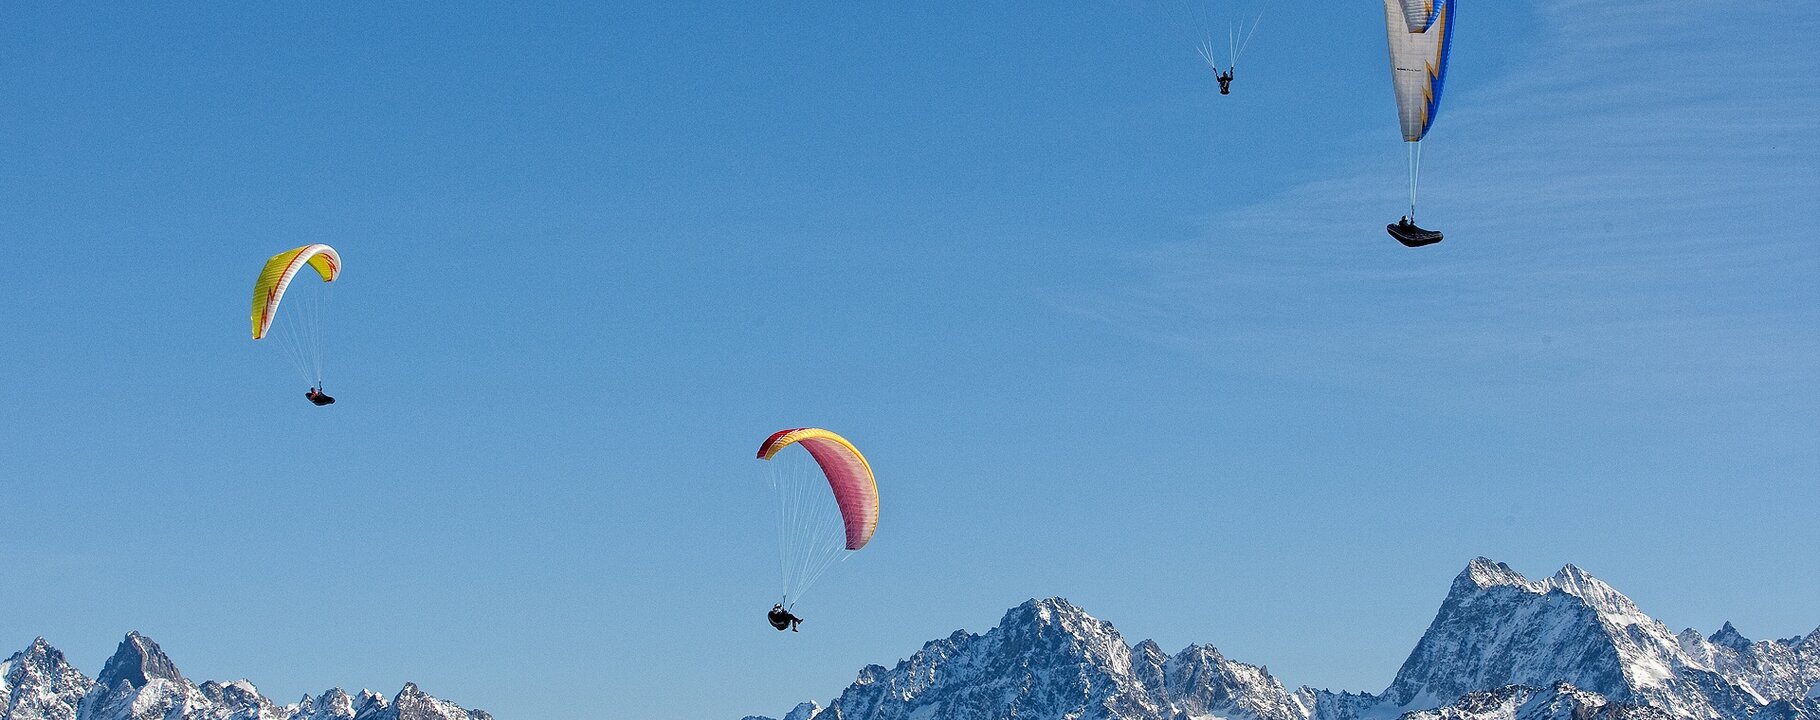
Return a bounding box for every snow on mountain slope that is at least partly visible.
[1,639,93,720]
[289,689,358,720]
[1388,559,1741,700]
[791,598,1323,720]
[784,703,824,720]
[377,683,492,720]
[1380,558,1809,719]
[1148,643,1306,720]
[752,559,1815,720]
[0,634,484,720]
[814,598,1165,720]
[1403,683,1674,720]
[76,632,214,720]
[1677,623,1820,704]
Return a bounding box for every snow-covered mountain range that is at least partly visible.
[0,632,488,720]
[746,558,1820,720]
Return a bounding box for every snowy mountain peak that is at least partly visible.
[1452,560,1644,624]
[747,560,1817,720]
[781,701,821,720]
[23,638,56,659]
[1,636,93,720]
[1543,566,1648,625]
[1710,622,1752,652]
[769,598,1312,720]
[1003,596,1095,628]
[197,677,274,716]
[785,596,1166,720]
[1385,557,1762,714]
[294,687,357,720]
[8,638,70,677]
[1391,560,1625,708]
[1458,557,1533,591]
[1006,597,1136,670]
[391,681,488,720]
[93,632,183,690]
[0,635,487,720]
[354,688,390,716]
[1380,560,1818,720]
[1551,563,1592,583]
[1158,643,1305,720]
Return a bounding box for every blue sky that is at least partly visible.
[1,2,1815,719]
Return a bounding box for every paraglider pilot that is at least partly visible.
[306,386,336,406]
[1217,69,1234,95]
[768,603,803,632]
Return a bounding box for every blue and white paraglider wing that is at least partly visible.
[1384,0,1455,142]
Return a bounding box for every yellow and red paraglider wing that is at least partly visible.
[251,244,340,340]
[757,428,879,550]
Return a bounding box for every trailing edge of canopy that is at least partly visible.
[252,244,340,340]
[757,428,879,550]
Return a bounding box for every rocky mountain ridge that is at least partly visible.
[748,558,1820,720]
[0,632,487,720]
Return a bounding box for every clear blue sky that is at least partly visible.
[1,2,1815,719]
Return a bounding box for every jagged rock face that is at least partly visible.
[382,683,492,720]
[1383,558,1817,720]
[1404,683,1676,720]
[93,635,183,692]
[197,679,287,720]
[1748,699,1820,720]
[1385,560,1635,708]
[1,639,94,720]
[819,598,1163,720]
[1301,689,1386,720]
[782,703,823,720]
[291,689,356,720]
[1131,640,1170,702]
[1153,644,1304,720]
[0,633,485,720]
[754,559,1818,720]
[809,599,1312,720]
[78,631,204,720]
[349,690,390,720]
[1678,624,1820,704]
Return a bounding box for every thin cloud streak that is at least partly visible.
[1063,0,1819,402]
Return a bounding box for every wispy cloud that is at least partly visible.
[1065,0,1820,403]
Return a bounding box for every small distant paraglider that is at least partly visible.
[1197,11,1261,96]
[250,244,341,404]
[1383,0,1456,247]
[755,427,880,632]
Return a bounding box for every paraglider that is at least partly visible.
[1390,216,1442,247]
[1196,11,1261,96]
[1383,0,1456,247]
[767,604,803,632]
[755,427,879,630]
[251,244,341,402]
